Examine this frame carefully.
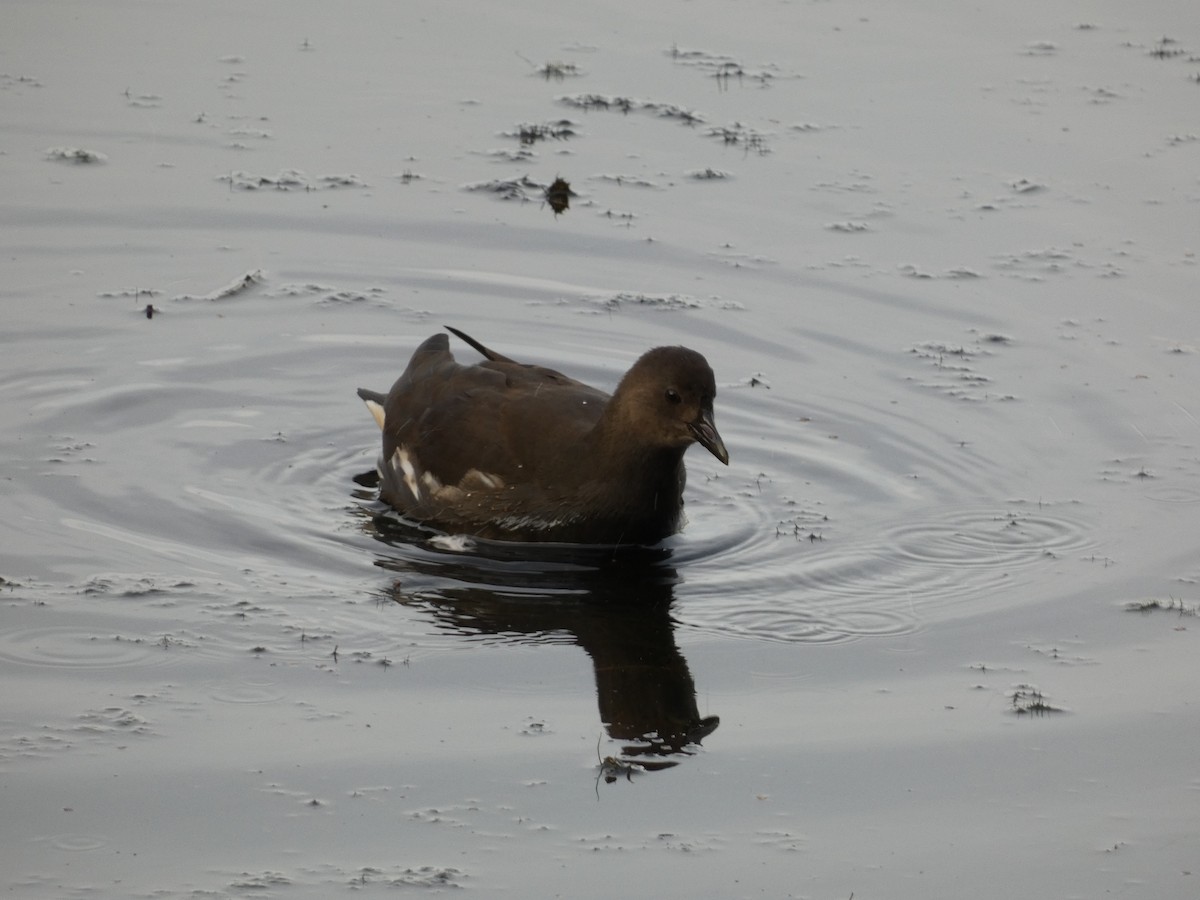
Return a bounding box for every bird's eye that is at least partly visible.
[665,388,681,405]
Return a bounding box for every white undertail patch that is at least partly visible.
[392,447,422,500]
[428,534,476,553]
[460,468,505,491]
[363,398,386,430]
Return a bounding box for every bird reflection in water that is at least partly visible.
[367,512,719,777]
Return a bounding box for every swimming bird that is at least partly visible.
[357,327,728,544]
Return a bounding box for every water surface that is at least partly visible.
[3,1,1199,897]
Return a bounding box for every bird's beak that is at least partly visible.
[689,408,729,465]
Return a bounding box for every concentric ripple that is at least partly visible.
[882,508,1091,569]
[6,313,1106,653]
[674,501,1094,644]
[354,373,1100,645]
[0,626,177,670]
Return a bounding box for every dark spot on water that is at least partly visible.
[505,120,577,145]
[545,176,573,215]
[1010,684,1064,716]
[530,59,581,81]
[1149,36,1187,60]
[45,146,107,164]
[687,167,730,180]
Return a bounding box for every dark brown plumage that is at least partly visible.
[357,327,728,544]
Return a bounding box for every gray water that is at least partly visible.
[3,1,1199,897]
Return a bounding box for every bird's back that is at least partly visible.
[382,333,610,488]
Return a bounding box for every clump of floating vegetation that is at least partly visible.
[267,283,390,307]
[1010,684,1063,716]
[476,147,536,163]
[1125,597,1198,616]
[598,209,636,224]
[705,122,771,155]
[558,93,704,125]
[1,73,42,89]
[665,44,786,89]
[535,60,581,81]
[686,167,731,180]
[1149,36,1187,59]
[501,120,578,146]
[45,146,107,164]
[462,174,548,203]
[598,292,704,311]
[97,287,164,301]
[585,291,745,312]
[515,52,582,81]
[172,269,265,302]
[591,173,658,188]
[775,520,825,543]
[559,93,632,113]
[216,169,366,191]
